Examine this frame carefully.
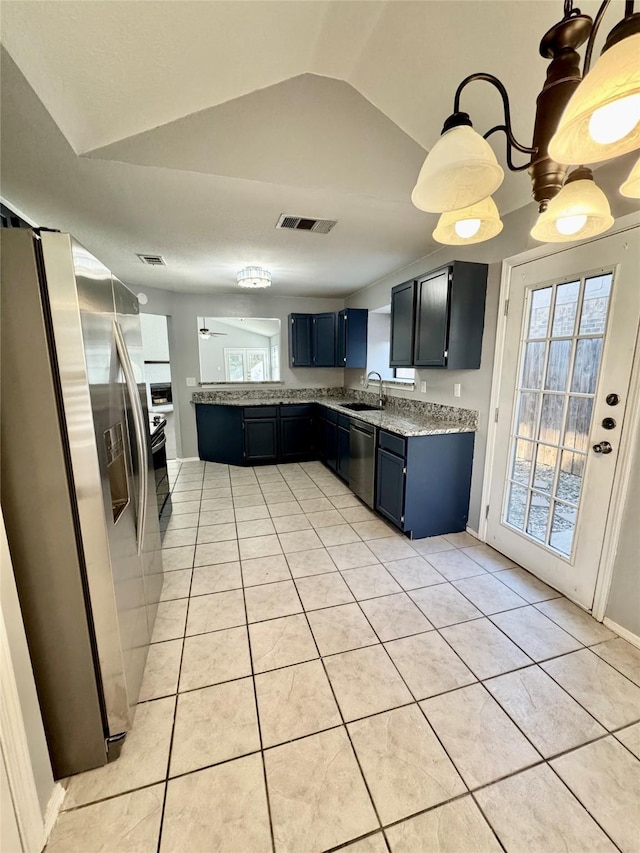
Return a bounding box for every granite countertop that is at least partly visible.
[192,394,476,437]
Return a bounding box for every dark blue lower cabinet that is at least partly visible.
[244,419,278,462]
[376,448,406,528]
[280,417,314,460]
[376,431,475,538]
[324,421,338,471]
[337,427,350,482]
[196,404,244,464]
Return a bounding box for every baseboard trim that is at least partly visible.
[43,783,65,846]
[603,618,640,649]
[465,526,480,541]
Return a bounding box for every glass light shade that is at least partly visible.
[620,157,640,197]
[548,32,640,165]
[530,177,614,243]
[236,267,272,289]
[432,196,503,245]
[411,125,504,213]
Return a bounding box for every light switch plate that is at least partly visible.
[420,380,427,393]
[186,377,196,387]
[454,383,461,397]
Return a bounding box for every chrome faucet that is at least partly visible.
[366,371,384,409]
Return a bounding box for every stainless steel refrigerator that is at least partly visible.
[1,229,164,778]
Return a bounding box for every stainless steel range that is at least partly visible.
[150,415,170,518]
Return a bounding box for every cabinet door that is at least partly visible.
[413,268,450,367]
[289,314,312,367]
[244,419,278,462]
[336,310,347,366]
[341,308,368,369]
[375,448,405,527]
[324,421,338,471]
[313,313,336,367]
[280,417,314,460]
[195,405,244,464]
[337,427,350,482]
[390,280,416,367]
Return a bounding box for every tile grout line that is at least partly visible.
[149,462,640,850]
[155,458,192,853]
[294,582,392,848]
[237,541,277,853]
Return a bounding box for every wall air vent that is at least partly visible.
[276,214,337,234]
[137,253,166,266]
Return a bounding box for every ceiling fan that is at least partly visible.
[198,317,227,340]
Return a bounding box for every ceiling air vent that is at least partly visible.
[137,253,166,266]
[276,214,337,234]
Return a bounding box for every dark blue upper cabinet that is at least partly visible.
[389,280,416,367]
[413,269,450,367]
[413,261,487,369]
[337,308,368,369]
[313,313,337,366]
[390,262,487,370]
[288,314,313,367]
[290,309,368,368]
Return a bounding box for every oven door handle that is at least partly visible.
[151,434,167,453]
[113,320,148,557]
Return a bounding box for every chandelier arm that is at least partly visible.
[452,73,537,171]
[483,125,534,171]
[582,0,611,75]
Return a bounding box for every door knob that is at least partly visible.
[593,441,613,454]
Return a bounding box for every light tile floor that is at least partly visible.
[50,460,640,853]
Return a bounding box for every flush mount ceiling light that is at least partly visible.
[236,267,272,289]
[412,0,640,245]
[432,196,504,245]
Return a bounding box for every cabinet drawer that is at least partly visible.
[337,414,351,430]
[280,404,313,418]
[379,430,406,457]
[244,406,278,419]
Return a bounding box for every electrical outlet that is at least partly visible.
[420,380,427,393]
[186,377,196,387]
[454,383,461,397]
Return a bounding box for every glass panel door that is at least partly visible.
[504,273,613,558]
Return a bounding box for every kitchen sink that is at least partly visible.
[341,402,383,412]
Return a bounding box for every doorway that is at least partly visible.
[486,226,639,610]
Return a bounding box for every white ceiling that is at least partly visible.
[0,0,618,298]
[206,318,281,338]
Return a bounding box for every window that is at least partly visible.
[394,367,416,381]
[224,348,270,382]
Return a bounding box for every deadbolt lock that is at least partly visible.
[592,441,613,454]
[606,393,620,406]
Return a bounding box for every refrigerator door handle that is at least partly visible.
[113,320,148,556]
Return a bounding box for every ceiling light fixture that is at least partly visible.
[620,156,640,197]
[412,0,640,245]
[433,196,504,245]
[236,267,272,289]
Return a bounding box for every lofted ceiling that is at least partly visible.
[0,0,613,297]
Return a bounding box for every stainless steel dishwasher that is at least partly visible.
[349,419,377,507]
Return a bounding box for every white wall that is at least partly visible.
[1,512,55,820]
[136,287,345,458]
[365,313,395,380]
[605,412,640,638]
